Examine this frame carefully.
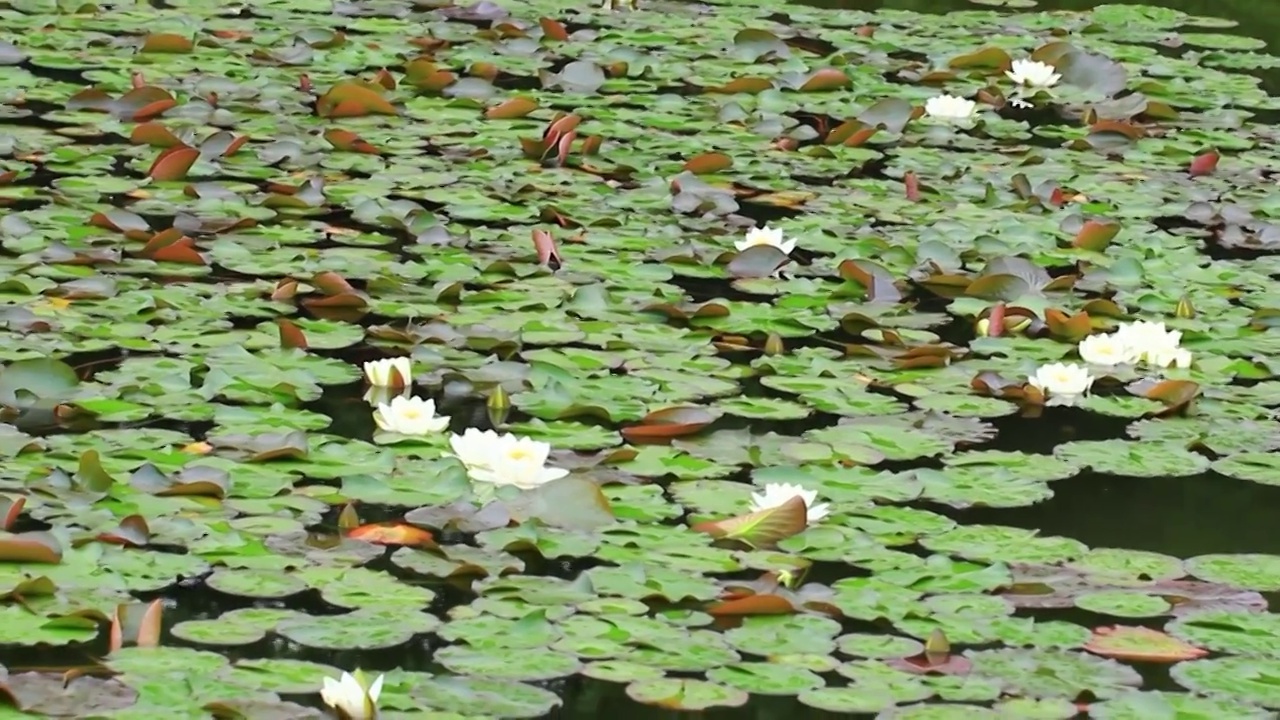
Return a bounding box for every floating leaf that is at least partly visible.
[147,145,199,181]
[276,318,309,350]
[626,678,749,711]
[130,121,182,147]
[0,531,62,563]
[712,77,774,94]
[532,228,562,268]
[708,593,796,617]
[316,81,397,118]
[486,97,539,119]
[728,245,790,278]
[109,600,163,652]
[693,496,807,548]
[323,128,381,154]
[1189,150,1219,177]
[1127,379,1200,411]
[1044,309,1092,341]
[504,476,616,531]
[948,46,1013,71]
[538,17,570,41]
[0,358,80,408]
[1074,219,1121,251]
[140,33,193,53]
[209,431,309,462]
[1084,626,1208,662]
[683,152,733,175]
[859,98,915,133]
[838,259,903,302]
[799,68,850,92]
[129,464,231,498]
[89,515,151,548]
[347,523,436,547]
[621,406,721,441]
[0,496,23,531]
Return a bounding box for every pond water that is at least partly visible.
[2,0,1280,718]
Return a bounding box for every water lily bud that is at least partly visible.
[763,332,785,356]
[337,502,360,531]
[1007,316,1033,334]
[363,357,411,389]
[1175,294,1195,319]
[976,318,991,337]
[321,670,383,720]
[487,385,510,427]
[925,628,950,656]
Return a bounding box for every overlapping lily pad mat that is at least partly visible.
[3,0,1280,717]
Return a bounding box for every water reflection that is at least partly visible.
[951,471,1280,557]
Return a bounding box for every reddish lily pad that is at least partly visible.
[621,406,721,441]
[1083,626,1208,663]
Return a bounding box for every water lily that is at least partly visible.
[735,225,797,255]
[363,384,409,407]
[750,482,830,523]
[1114,320,1184,365]
[447,428,514,468]
[1077,332,1138,367]
[321,670,383,720]
[363,357,411,388]
[372,396,450,435]
[1027,362,1094,406]
[1148,345,1193,369]
[1005,59,1061,89]
[924,94,977,123]
[448,429,569,489]
[468,451,570,489]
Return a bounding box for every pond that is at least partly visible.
[2,0,1280,718]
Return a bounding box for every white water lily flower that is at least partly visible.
[1005,59,1061,89]
[1077,332,1137,367]
[321,670,383,720]
[447,428,516,469]
[1113,320,1183,365]
[924,94,978,123]
[1028,362,1094,406]
[750,482,830,523]
[372,396,450,435]
[363,384,409,407]
[1148,346,1193,369]
[468,450,570,489]
[447,429,569,489]
[465,433,568,488]
[735,225,797,255]
[363,357,412,388]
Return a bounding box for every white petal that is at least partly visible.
[538,466,570,483]
[367,674,384,702]
[320,676,344,705]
